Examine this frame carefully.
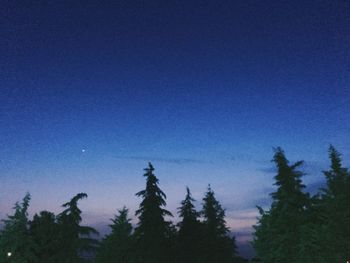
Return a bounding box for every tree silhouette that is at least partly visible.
[317,146,350,262]
[176,187,202,263]
[6,147,350,262]
[201,185,238,263]
[29,211,60,263]
[254,147,309,263]
[95,207,133,263]
[56,193,98,263]
[133,163,173,263]
[0,193,37,263]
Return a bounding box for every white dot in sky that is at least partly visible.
[82,149,86,153]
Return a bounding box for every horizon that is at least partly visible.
[1,151,346,258]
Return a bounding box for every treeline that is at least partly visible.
[2,146,349,263]
[253,146,350,263]
[0,163,244,263]
[0,192,98,263]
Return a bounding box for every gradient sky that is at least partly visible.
[1,0,350,258]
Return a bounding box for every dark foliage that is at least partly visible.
[176,187,203,263]
[253,148,309,263]
[3,147,349,263]
[56,193,99,263]
[95,207,133,263]
[253,146,350,263]
[133,163,174,263]
[0,193,37,263]
[201,185,239,263]
[29,211,60,263]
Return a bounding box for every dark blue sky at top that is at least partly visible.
[1,0,350,257]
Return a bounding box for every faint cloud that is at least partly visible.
[113,155,203,165]
[228,153,254,162]
[257,159,328,175]
[227,209,259,221]
[227,153,268,164]
[225,192,273,212]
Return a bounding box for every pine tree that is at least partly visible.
[133,163,173,263]
[201,185,237,263]
[0,193,37,263]
[253,147,309,263]
[29,211,60,263]
[56,193,99,263]
[202,185,229,237]
[176,187,202,263]
[318,146,350,262]
[95,207,133,263]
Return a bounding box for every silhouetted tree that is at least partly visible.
[0,193,37,263]
[201,185,238,263]
[29,211,60,263]
[316,146,350,262]
[176,187,202,263]
[95,207,133,263]
[133,163,173,263]
[253,147,309,263]
[56,193,98,263]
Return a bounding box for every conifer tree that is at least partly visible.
[56,193,98,263]
[176,187,202,263]
[95,207,133,263]
[133,163,173,263]
[202,185,229,237]
[29,211,60,263]
[201,185,237,263]
[253,147,309,263]
[0,193,37,263]
[318,146,350,262]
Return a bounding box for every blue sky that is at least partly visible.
[1,0,350,258]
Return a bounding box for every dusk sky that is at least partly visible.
[1,0,350,257]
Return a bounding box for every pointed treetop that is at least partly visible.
[109,206,132,235]
[22,192,31,212]
[135,163,172,217]
[273,147,288,163]
[111,206,130,226]
[329,145,343,172]
[186,186,191,196]
[272,147,304,183]
[178,187,198,220]
[202,185,229,237]
[144,162,154,173]
[270,147,308,211]
[323,145,349,196]
[207,184,212,192]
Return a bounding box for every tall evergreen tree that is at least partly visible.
[133,163,173,263]
[253,147,309,263]
[0,193,37,263]
[318,146,350,262]
[176,187,202,263]
[29,211,60,263]
[95,207,133,263]
[201,185,237,263]
[56,193,98,263]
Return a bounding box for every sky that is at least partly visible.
[1,0,350,258]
